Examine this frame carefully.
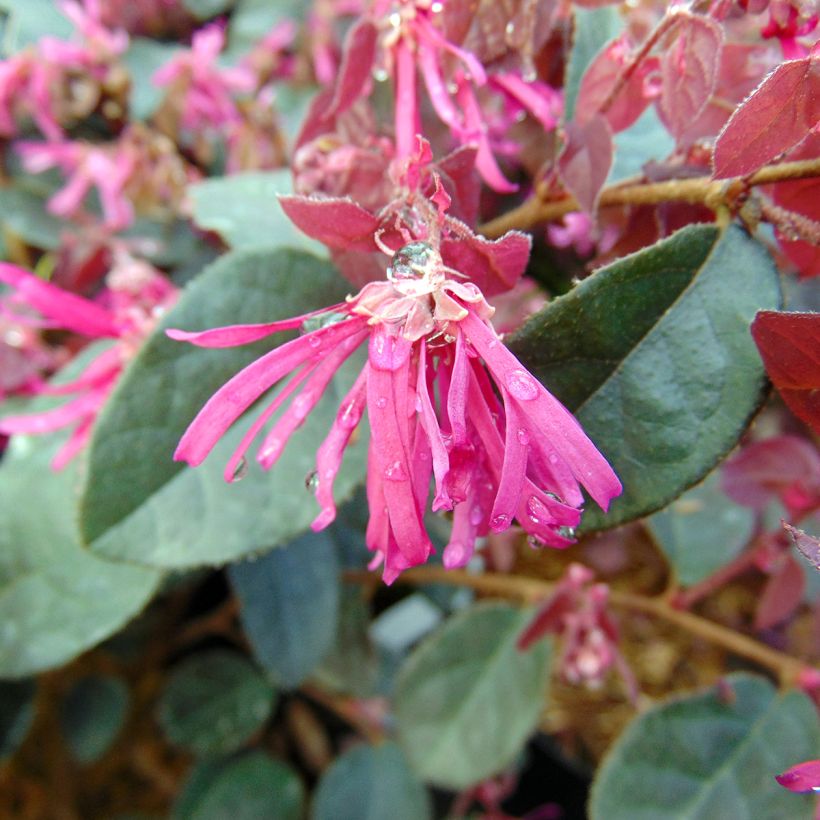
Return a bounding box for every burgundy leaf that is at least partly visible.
[713,56,820,179]
[751,310,820,434]
[772,133,820,278]
[576,35,655,133]
[721,435,820,516]
[278,195,380,252]
[326,19,378,117]
[557,115,613,213]
[440,220,531,297]
[754,553,805,630]
[435,145,481,227]
[776,759,820,793]
[657,14,723,141]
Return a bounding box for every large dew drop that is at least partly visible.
[505,369,539,401]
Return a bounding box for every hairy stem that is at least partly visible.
[346,567,815,686]
[480,157,820,238]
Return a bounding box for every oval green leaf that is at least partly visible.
[174,752,304,820]
[158,649,276,756]
[312,742,431,820]
[589,673,820,819]
[508,224,780,530]
[60,675,130,764]
[394,602,551,789]
[229,530,340,689]
[0,434,160,677]
[79,248,368,568]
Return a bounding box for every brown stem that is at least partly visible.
[345,567,814,686]
[480,157,820,238]
[672,547,760,610]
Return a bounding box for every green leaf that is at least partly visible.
[646,468,755,585]
[173,752,304,820]
[564,6,623,123]
[312,584,379,698]
[589,673,820,819]
[122,38,182,121]
[0,679,36,760]
[0,433,161,677]
[608,107,675,184]
[394,602,550,789]
[0,187,66,250]
[158,650,276,757]
[60,675,129,764]
[312,742,431,820]
[80,248,368,569]
[508,225,781,530]
[228,530,340,688]
[0,0,72,54]
[187,172,325,255]
[183,0,235,21]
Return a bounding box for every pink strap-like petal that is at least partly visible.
[416,341,452,511]
[51,415,95,470]
[0,382,110,435]
[41,346,121,396]
[0,263,118,338]
[462,311,622,511]
[447,330,469,445]
[174,317,367,466]
[167,304,346,348]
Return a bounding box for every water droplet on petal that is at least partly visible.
[516,428,530,446]
[375,396,388,409]
[505,369,539,401]
[373,66,389,82]
[548,453,559,465]
[260,437,282,461]
[339,400,359,428]
[308,334,321,348]
[305,470,319,491]
[488,339,498,349]
[231,458,248,482]
[384,460,408,481]
[558,526,577,539]
[469,504,484,526]
[527,535,546,549]
[490,513,510,530]
[443,540,470,568]
[527,495,546,524]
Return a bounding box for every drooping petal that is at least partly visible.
[0,263,119,338]
[775,759,820,793]
[40,346,121,396]
[461,310,622,511]
[446,329,469,446]
[51,414,95,470]
[174,316,367,466]
[257,328,367,468]
[311,367,368,530]
[0,382,110,435]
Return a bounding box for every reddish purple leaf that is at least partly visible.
[776,758,820,792]
[721,435,820,516]
[557,115,613,213]
[278,195,381,252]
[440,220,531,297]
[713,56,820,179]
[751,311,820,434]
[754,552,805,630]
[657,14,723,141]
[576,35,655,133]
[326,19,377,117]
[435,145,481,227]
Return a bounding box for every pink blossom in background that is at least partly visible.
[169,193,621,583]
[0,258,176,468]
[153,23,256,132]
[17,140,137,231]
[518,563,636,699]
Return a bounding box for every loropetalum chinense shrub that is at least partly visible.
[0,0,819,816]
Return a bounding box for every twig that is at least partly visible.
[480,157,820,238]
[345,567,814,687]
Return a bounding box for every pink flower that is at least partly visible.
[170,211,621,583]
[0,258,176,468]
[17,140,137,231]
[518,564,637,699]
[154,23,256,133]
